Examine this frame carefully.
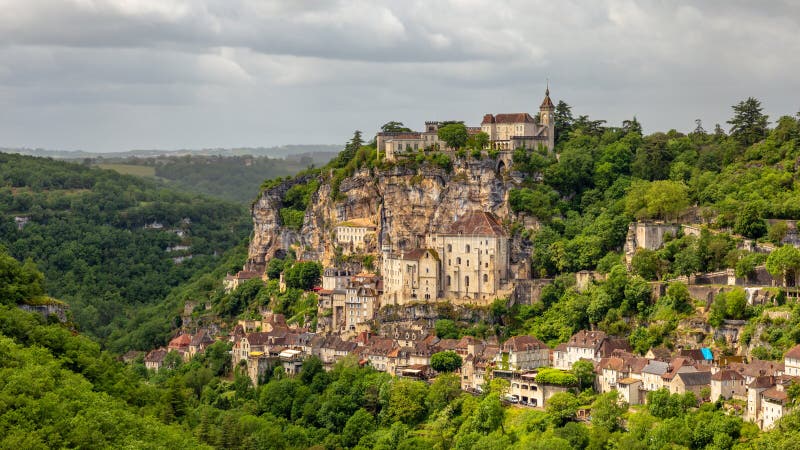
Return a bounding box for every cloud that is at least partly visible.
[0,0,798,151]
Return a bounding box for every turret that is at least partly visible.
[539,82,555,127]
[539,82,556,150]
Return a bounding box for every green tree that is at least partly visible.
[437,123,469,150]
[435,319,459,339]
[283,261,322,290]
[430,351,463,373]
[734,204,767,238]
[766,245,800,292]
[554,100,574,145]
[381,121,412,133]
[572,360,595,391]
[386,379,429,426]
[546,392,579,426]
[727,97,770,146]
[591,391,626,432]
[426,373,462,412]
[342,408,376,447]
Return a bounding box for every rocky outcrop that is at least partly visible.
[246,158,520,272]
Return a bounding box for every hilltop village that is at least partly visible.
[140,90,800,432]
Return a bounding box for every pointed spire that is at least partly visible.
[540,80,554,110]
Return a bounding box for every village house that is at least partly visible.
[671,371,711,397]
[710,369,747,402]
[168,333,192,361]
[641,360,670,392]
[784,344,800,376]
[761,386,789,430]
[144,348,168,371]
[382,248,440,305]
[562,330,631,369]
[617,378,644,405]
[596,352,648,394]
[334,219,377,254]
[188,330,215,359]
[224,270,261,292]
[495,335,550,371]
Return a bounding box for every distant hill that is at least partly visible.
[0,144,342,160]
[92,152,337,203]
[0,153,251,351]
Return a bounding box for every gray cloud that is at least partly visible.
[0,0,798,151]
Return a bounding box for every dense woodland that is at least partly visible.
[0,153,251,351]
[97,153,335,203]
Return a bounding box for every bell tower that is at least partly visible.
[539,81,555,150]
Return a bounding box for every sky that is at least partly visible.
[0,0,798,153]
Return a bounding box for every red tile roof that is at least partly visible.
[785,344,800,360]
[442,211,506,237]
[481,113,536,125]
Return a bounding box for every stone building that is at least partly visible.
[377,87,555,162]
[334,218,377,254]
[480,87,555,151]
[428,210,510,304]
[495,335,550,371]
[381,248,440,305]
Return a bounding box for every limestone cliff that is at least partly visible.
[246,158,524,272]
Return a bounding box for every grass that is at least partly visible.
[95,163,156,178]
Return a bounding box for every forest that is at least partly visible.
[0,153,251,351]
[95,152,335,203]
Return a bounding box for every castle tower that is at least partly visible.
[539,82,555,150]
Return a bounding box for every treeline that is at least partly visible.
[101,154,330,203]
[0,153,251,350]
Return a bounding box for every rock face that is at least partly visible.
[246,158,520,273]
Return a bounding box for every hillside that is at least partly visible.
[0,153,252,351]
[93,153,339,203]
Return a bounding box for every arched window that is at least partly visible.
[456,257,461,265]
[466,260,469,267]
[446,275,451,286]
[447,244,452,252]
[465,276,470,287]
[466,245,471,253]
[483,274,488,283]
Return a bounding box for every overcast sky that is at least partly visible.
[0,0,798,152]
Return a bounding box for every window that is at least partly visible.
[465,276,470,287]
[483,274,488,283]
[466,260,469,267]
[466,245,471,253]
[447,244,452,252]
[446,275,451,286]
[456,257,461,265]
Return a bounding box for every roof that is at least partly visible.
[481,113,536,125]
[762,387,788,403]
[337,218,377,228]
[618,377,641,385]
[441,211,506,237]
[144,348,167,363]
[786,344,800,360]
[168,334,192,348]
[393,248,440,262]
[642,360,670,375]
[748,375,777,389]
[540,89,554,109]
[675,371,711,386]
[245,332,271,346]
[503,335,548,352]
[711,369,745,382]
[567,330,607,350]
[190,330,214,347]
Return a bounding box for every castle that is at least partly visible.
[376,87,555,161]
